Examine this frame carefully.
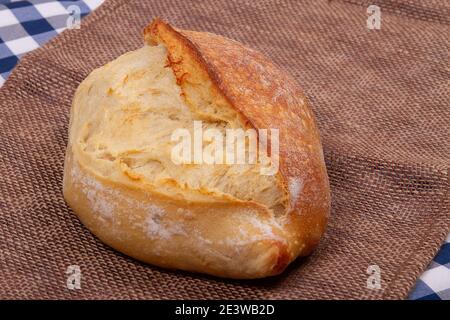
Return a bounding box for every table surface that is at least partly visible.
[0,0,448,300]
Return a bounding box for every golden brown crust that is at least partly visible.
[145,18,330,256]
[63,18,330,279]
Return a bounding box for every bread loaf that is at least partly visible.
[63,18,330,279]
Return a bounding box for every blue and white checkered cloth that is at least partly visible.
[0,0,102,85]
[0,0,449,300]
[409,234,450,300]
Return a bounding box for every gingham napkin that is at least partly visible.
[0,0,102,85]
[409,234,450,300]
[0,0,448,300]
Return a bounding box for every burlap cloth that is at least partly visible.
[0,0,449,300]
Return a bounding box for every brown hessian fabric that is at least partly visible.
[0,0,449,299]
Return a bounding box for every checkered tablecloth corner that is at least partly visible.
[408,234,450,300]
[0,0,103,84]
[0,0,449,301]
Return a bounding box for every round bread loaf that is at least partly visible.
[63,19,330,279]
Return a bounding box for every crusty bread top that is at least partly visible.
[144,19,330,213]
[69,17,329,242]
[69,35,287,215]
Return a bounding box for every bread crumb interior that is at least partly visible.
[70,45,287,212]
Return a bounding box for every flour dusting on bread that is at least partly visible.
[144,205,187,239]
[288,177,304,208]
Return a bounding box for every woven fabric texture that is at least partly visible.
[0,0,449,299]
